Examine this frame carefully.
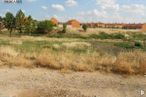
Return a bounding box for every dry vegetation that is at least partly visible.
[0,45,145,75]
[0,28,146,75]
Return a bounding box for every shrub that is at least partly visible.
[115,42,134,49]
[134,41,143,48]
[62,23,67,33]
[82,24,87,32]
[37,20,54,34]
[112,33,125,39]
[97,32,111,39]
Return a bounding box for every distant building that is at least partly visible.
[67,19,80,28]
[50,17,59,26]
[123,24,143,29]
[142,23,146,32]
[82,22,143,29]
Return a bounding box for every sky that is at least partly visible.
[0,0,146,23]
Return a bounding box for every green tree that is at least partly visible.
[4,12,15,37]
[15,9,25,36]
[0,16,3,33]
[37,20,54,34]
[62,23,67,33]
[82,24,87,32]
[0,16,2,21]
[25,15,37,35]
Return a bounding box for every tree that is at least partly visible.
[4,12,15,37]
[0,16,2,21]
[82,24,87,32]
[25,15,37,35]
[37,20,54,34]
[0,16,3,33]
[62,23,67,33]
[15,9,25,36]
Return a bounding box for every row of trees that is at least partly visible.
[3,10,38,37]
[0,9,56,37]
[0,9,88,37]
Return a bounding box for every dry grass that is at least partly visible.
[31,49,146,74]
[36,50,116,72]
[0,46,18,57]
[114,50,146,74]
[67,28,140,35]
[62,42,91,48]
[0,46,34,68]
[0,46,145,75]
[36,52,62,69]
[7,56,34,68]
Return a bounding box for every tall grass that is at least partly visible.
[0,46,145,74]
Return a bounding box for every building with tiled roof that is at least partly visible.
[50,17,59,26]
[67,19,80,28]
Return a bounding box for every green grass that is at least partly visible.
[1,31,146,54]
[47,33,87,39]
[89,32,125,39]
[0,39,10,45]
[114,42,134,49]
[15,40,63,53]
[131,33,146,41]
[47,32,125,40]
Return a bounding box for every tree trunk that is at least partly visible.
[19,28,22,37]
[9,29,12,37]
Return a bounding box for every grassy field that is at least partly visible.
[0,28,146,75]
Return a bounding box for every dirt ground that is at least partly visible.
[0,68,145,97]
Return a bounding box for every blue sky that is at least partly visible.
[0,0,146,23]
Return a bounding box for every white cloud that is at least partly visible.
[96,0,119,11]
[80,9,107,18]
[93,0,146,23]
[51,4,65,11]
[121,4,146,15]
[78,9,108,22]
[42,6,48,10]
[66,0,78,7]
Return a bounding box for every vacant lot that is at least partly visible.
[0,28,145,97]
[0,28,146,74]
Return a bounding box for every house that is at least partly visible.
[123,24,143,29]
[67,19,80,28]
[97,23,105,28]
[142,24,146,32]
[50,17,59,26]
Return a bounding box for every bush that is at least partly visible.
[62,24,67,33]
[112,33,125,39]
[82,24,87,32]
[115,42,134,49]
[37,20,54,34]
[134,41,143,48]
[98,32,111,39]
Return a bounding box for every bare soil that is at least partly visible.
[0,68,145,97]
